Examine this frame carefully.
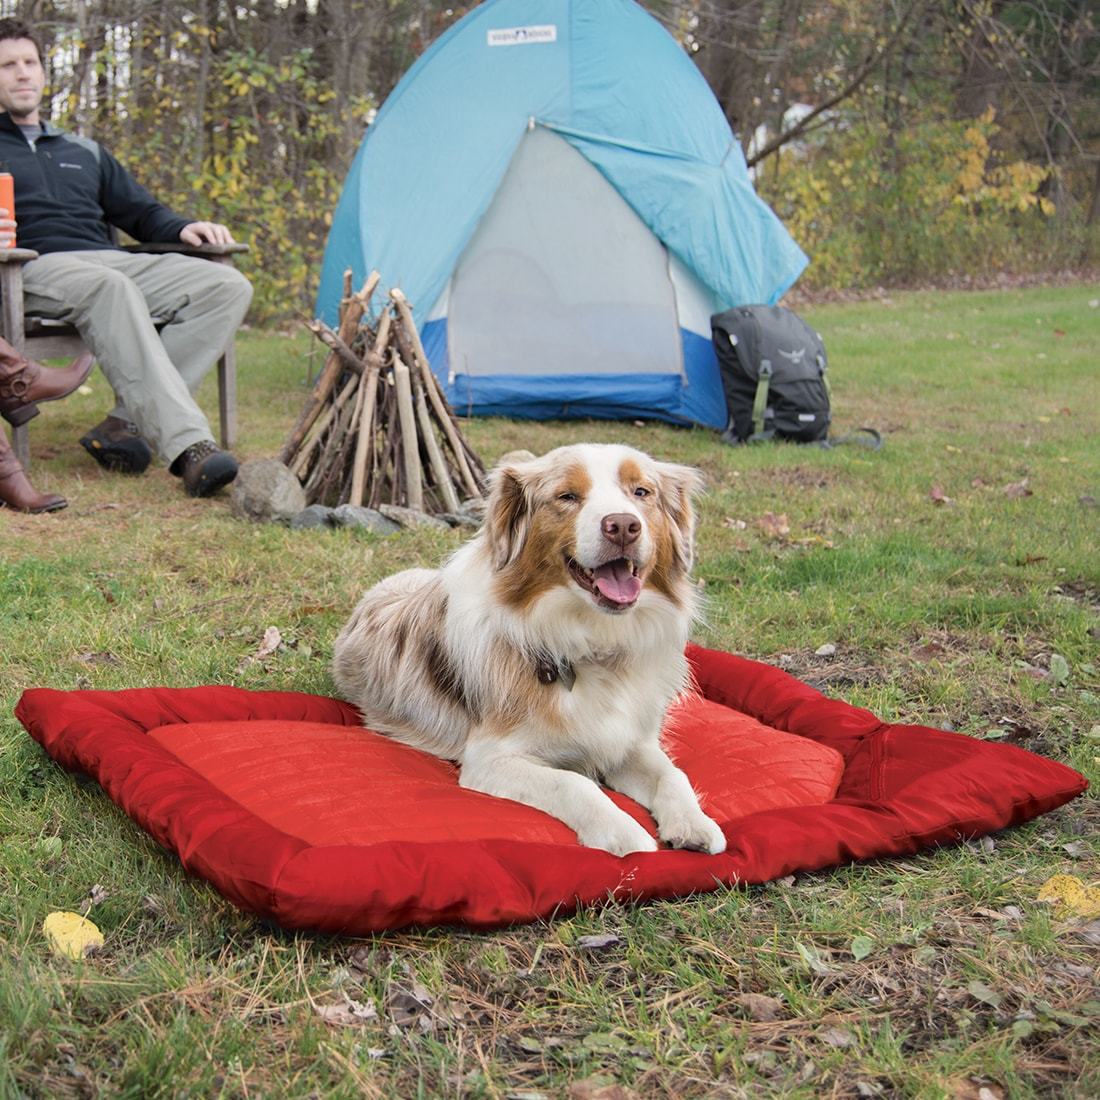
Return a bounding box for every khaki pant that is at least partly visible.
[21,250,253,463]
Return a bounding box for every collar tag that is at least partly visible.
[536,656,576,691]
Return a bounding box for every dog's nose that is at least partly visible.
[601,512,641,550]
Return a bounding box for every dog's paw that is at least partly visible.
[658,812,726,855]
[579,813,658,857]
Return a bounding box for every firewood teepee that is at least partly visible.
[282,271,486,512]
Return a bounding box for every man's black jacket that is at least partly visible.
[0,113,189,254]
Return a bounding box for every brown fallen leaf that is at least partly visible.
[76,651,120,666]
[236,625,284,673]
[81,884,109,915]
[575,933,621,950]
[819,1025,855,1048]
[1003,478,1033,499]
[387,983,433,1028]
[314,997,377,1027]
[949,1078,1006,1100]
[1018,663,1049,681]
[569,1079,642,1100]
[929,485,953,505]
[1072,920,1100,946]
[347,944,374,972]
[757,512,790,539]
[254,625,283,659]
[735,992,784,1022]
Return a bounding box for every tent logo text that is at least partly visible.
[487,25,557,47]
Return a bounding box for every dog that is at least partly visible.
[331,443,726,857]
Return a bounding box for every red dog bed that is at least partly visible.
[16,644,1086,934]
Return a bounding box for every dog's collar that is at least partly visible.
[535,654,576,691]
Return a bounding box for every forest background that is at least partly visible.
[6,0,1098,323]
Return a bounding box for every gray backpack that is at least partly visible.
[711,305,831,444]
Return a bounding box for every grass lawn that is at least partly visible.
[1,283,1097,1098]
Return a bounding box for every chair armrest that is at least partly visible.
[0,247,40,264]
[122,242,250,258]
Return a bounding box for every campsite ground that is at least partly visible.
[1,283,1097,1098]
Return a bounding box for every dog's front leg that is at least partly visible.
[604,742,726,854]
[460,740,657,857]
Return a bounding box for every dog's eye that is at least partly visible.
[633,486,651,498]
[558,491,579,503]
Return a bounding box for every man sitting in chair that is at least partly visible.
[0,17,252,498]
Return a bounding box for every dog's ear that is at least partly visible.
[655,461,704,572]
[484,462,535,570]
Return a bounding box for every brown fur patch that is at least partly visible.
[647,464,700,606]
[391,615,410,662]
[616,456,649,492]
[493,462,592,613]
[646,507,688,606]
[465,640,565,737]
[422,632,480,723]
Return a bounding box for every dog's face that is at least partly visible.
[485,444,702,614]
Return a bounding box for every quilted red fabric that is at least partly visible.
[15,644,1087,934]
[139,698,843,849]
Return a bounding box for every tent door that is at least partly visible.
[446,126,684,380]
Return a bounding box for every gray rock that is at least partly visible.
[457,496,487,520]
[331,504,401,534]
[377,504,453,531]
[291,504,336,529]
[230,459,308,523]
[497,449,536,466]
[438,511,481,529]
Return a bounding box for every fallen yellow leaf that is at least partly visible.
[43,911,104,960]
[1036,874,1100,918]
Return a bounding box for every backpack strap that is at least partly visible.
[750,360,773,440]
[820,427,884,450]
[818,352,831,400]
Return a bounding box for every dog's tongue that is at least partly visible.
[593,560,641,605]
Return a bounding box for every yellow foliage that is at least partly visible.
[43,911,104,959]
[757,100,1060,290]
[1036,873,1100,918]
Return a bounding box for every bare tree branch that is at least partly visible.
[747,0,926,166]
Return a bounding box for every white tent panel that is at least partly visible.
[668,251,719,337]
[446,125,683,379]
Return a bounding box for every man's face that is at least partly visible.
[0,37,45,123]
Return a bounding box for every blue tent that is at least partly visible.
[317,0,807,428]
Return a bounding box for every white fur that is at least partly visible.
[332,443,726,857]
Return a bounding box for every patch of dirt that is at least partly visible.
[1052,579,1100,613]
[903,628,975,665]
[759,466,837,490]
[769,649,885,690]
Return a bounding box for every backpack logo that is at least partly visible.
[777,346,806,364]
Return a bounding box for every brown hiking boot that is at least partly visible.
[0,339,94,427]
[80,416,153,474]
[0,424,66,512]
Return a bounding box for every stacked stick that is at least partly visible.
[282,271,486,512]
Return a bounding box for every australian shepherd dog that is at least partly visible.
[332,443,726,857]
